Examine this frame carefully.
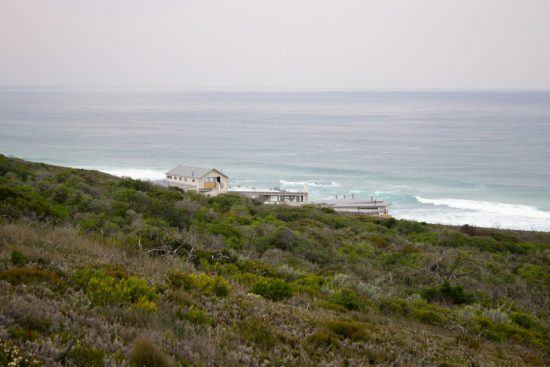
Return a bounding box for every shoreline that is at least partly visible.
[0,155,545,232]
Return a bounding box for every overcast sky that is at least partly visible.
[1,0,549,90]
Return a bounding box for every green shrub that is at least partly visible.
[210,276,231,297]
[66,344,104,367]
[10,249,28,266]
[368,234,391,248]
[0,184,68,220]
[17,314,51,334]
[256,227,300,253]
[518,264,549,285]
[181,306,214,326]
[412,308,446,325]
[250,278,293,301]
[71,268,157,307]
[510,311,539,330]
[236,259,279,278]
[166,271,186,288]
[209,222,242,248]
[238,318,278,348]
[291,275,326,296]
[129,338,174,367]
[208,194,248,212]
[0,267,60,285]
[8,327,39,342]
[179,273,231,297]
[338,241,375,262]
[331,288,364,310]
[118,177,153,192]
[394,220,427,235]
[323,320,368,341]
[305,331,340,348]
[421,282,474,305]
[379,298,411,316]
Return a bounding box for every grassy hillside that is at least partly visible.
[0,154,548,366]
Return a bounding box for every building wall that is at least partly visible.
[166,175,199,190]
[166,169,228,194]
[199,170,228,193]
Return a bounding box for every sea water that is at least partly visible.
[1,88,549,231]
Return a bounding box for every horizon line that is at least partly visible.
[1,84,550,94]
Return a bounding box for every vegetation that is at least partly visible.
[0,154,549,366]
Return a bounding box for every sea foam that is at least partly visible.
[415,196,550,220]
[79,167,166,181]
[400,196,550,231]
[279,180,341,187]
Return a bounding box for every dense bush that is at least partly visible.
[0,267,61,286]
[129,339,174,367]
[71,268,157,308]
[421,282,475,305]
[323,320,369,341]
[250,278,293,301]
[66,344,105,367]
[331,288,365,310]
[10,249,28,266]
[175,272,231,297]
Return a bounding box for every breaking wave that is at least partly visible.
[80,166,166,181]
[279,180,341,187]
[397,196,550,231]
[415,196,550,220]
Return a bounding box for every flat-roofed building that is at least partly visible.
[229,187,308,205]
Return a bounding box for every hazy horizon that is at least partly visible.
[1,0,549,90]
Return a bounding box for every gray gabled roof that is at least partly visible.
[166,164,227,178]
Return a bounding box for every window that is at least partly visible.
[184,178,187,182]
[167,175,172,179]
[179,177,182,181]
[192,179,195,183]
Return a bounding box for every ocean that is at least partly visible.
[1,88,549,231]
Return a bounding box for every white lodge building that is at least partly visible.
[165,164,228,197]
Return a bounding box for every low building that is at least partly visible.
[317,197,390,216]
[165,164,228,197]
[229,187,309,205]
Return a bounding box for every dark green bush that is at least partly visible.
[236,259,279,278]
[177,272,231,297]
[166,271,186,288]
[71,268,157,307]
[208,194,248,212]
[129,338,174,367]
[510,311,540,330]
[421,282,475,305]
[10,249,28,266]
[250,278,293,301]
[331,288,364,310]
[323,320,368,341]
[0,267,61,286]
[8,327,39,342]
[412,308,446,325]
[118,177,154,192]
[305,331,340,348]
[66,344,104,367]
[394,220,427,235]
[181,306,214,326]
[291,275,326,295]
[256,227,300,253]
[239,318,278,348]
[209,222,242,247]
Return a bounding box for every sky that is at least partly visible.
[1,0,549,91]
